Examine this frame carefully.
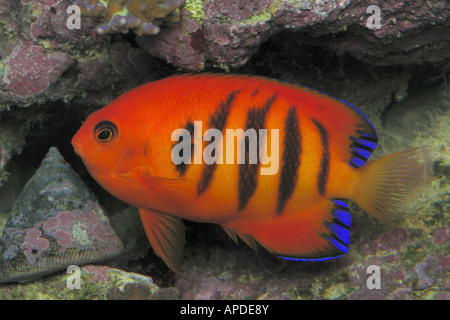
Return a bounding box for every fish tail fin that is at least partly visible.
[353,147,433,219]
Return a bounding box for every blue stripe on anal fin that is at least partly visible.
[325,236,349,254]
[266,199,352,263]
[278,254,345,262]
[332,198,351,227]
[328,223,350,245]
[333,209,351,227]
[277,228,349,261]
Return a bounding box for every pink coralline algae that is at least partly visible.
[41,206,117,253]
[21,223,50,264]
[3,42,73,98]
[54,230,73,248]
[83,265,110,284]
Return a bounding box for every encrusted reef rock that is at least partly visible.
[0,265,179,299]
[0,0,160,110]
[0,0,447,105]
[73,0,182,36]
[139,0,450,71]
[2,42,73,99]
[0,147,124,283]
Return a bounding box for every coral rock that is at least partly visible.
[138,0,450,71]
[2,41,73,99]
[0,147,123,283]
[72,0,182,35]
[0,265,164,300]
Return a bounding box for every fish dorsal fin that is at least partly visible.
[138,208,185,275]
[287,85,379,168]
[348,130,378,168]
[323,97,378,168]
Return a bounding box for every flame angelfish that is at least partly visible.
[72,74,432,274]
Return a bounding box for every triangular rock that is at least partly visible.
[0,147,123,283]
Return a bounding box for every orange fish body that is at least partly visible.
[72,74,431,273]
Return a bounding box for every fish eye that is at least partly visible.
[94,121,118,144]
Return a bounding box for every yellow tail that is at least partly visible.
[353,147,433,219]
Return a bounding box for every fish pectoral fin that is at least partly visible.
[112,172,135,183]
[138,208,185,275]
[139,168,190,196]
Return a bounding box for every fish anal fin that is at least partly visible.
[222,226,258,251]
[227,199,351,261]
[138,208,185,275]
[237,232,259,251]
[222,226,238,244]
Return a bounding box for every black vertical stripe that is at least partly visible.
[197,91,240,196]
[174,121,194,176]
[311,118,329,196]
[276,106,301,215]
[143,141,149,156]
[238,94,277,211]
[197,163,216,196]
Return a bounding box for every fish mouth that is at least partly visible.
[71,135,83,156]
[73,145,82,156]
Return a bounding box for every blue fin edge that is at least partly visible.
[348,130,379,168]
[278,254,345,262]
[278,199,351,262]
